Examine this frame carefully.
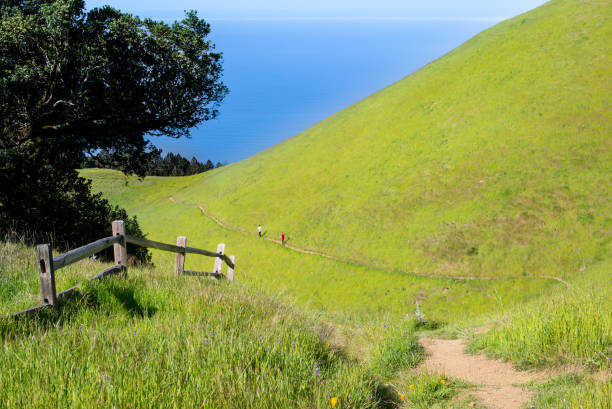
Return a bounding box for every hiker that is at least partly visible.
[258,224,262,237]
[281,233,285,246]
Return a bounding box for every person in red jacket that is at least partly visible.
[281,233,285,246]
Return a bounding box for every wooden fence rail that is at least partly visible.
[124,236,235,269]
[12,220,235,318]
[52,235,122,270]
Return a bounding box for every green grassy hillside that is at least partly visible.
[83,168,560,325]
[72,1,612,406]
[3,1,611,407]
[144,0,610,278]
[65,170,612,407]
[80,0,612,332]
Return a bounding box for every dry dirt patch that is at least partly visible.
[419,337,547,409]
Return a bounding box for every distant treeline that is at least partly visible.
[82,150,225,176]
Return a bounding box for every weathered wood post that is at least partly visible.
[227,255,235,281]
[37,244,57,307]
[174,236,186,276]
[112,220,128,273]
[213,243,225,275]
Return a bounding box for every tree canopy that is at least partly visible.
[1,0,227,173]
[0,0,228,251]
[82,149,225,176]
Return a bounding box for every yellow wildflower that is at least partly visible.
[330,397,338,407]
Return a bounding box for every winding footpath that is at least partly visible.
[168,196,570,287]
[419,337,546,409]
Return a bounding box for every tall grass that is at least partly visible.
[394,373,469,409]
[531,375,612,409]
[469,260,612,370]
[0,241,487,409]
[0,248,386,408]
[368,321,422,379]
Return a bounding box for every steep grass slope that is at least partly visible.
[83,168,560,325]
[164,0,610,278]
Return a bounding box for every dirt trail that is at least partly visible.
[420,337,545,409]
[196,204,341,259]
[167,197,570,287]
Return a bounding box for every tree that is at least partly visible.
[188,157,202,175]
[0,0,228,251]
[83,150,219,176]
[1,0,227,174]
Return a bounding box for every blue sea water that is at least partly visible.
[155,19,498,163]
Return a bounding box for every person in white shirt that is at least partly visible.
[258,224,262,237]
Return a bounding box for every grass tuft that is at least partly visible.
[469,260,612,371]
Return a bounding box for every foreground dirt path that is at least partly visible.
[167,197,570,287]
[420,338,545,409]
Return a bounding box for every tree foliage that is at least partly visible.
[82,149,225,177]
[1,0,227,173]
[0,0,227,256]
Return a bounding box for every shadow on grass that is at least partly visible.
[375,384,403,408]
[107,285,157,318]
[415,318,445,331]
[1,278,157,340]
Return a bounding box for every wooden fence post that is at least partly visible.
[174,236,186,276]
[37,244,57,307]
[112,220,128,273]
[213,243,225,275]
[227,255,235,281]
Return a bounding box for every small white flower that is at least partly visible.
[415,301,426,324]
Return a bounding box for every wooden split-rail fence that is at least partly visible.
[13,220,235,317]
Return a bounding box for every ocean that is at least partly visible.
[156,19,498,163]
